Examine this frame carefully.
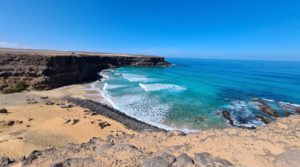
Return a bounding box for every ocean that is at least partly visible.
[91,58,300,131]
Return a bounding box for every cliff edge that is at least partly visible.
[2,115,300,167]
[0,48,170,93]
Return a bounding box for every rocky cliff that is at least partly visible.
[0,49,170,93]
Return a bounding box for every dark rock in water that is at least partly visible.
[222,110,234,125]
[295,107,300,114]
[261,106,280,118]
[0,108,8,114]
[142,153,175,167]
[221,110,256,129]
[22,150,42,166]
[173,153,194,167]
[0,156,14,167]
[255,115,272,124]
[253,98,280,117]
[194,152,232,167]
[273,150,300,167]
[285,111,293,117]
[280,102,300,115]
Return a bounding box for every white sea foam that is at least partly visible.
[260,98,300,108]
[139,83,187,92]
[98,71,177,130]
[103,83,126,90]
[262,98,275,102]
[223,99,300,128]
[99,71,110,81]
[101,90,177,131]
[122,73,156,82]
[81,81,100,91]
[224,100,265,128]
[278,101,300,107]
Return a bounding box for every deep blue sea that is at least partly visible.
[92,58,300,131]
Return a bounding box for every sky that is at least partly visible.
[0,0,300,60]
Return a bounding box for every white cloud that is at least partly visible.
[0,41,30,48]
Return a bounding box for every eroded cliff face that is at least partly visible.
[0,49,170,92]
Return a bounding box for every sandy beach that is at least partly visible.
[1,84,300,167]
[0,84,135,159]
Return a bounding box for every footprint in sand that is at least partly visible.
[64,118,80,125]
[0,120,23,126]
[91,119,111,129]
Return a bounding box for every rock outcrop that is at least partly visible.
[3,115,300,167]
[0,48,170,93]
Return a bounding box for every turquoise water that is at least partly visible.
[94,58,300,131]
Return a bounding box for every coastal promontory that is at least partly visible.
[0,48,169,93]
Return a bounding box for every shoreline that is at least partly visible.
[1,83,300,167]
[0,82,166,158]
[72,72,168,132]
[98,69,182,131]
[0,85,139,159]
[66,97,166,132]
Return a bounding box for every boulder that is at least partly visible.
[0,156,14,167]
[0,108,8,114]
[194,152,232,167]
[255,115,272,124]
[142,154,175,167]
[222,110,234,125]
[273,150,300,167]
[253,98,280,117]
[22,150,42,166]
[173,153,194,167]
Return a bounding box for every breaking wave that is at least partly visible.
[101,90,176,131]
[139,83,187,92]
[122,74,156,82]
[103,83,126,90]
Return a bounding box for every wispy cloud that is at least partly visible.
[0,41,30,48]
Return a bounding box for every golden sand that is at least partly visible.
[0,85,134,159]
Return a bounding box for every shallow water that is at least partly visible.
[92,58,300,131]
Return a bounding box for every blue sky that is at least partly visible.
[0,0,300,60]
